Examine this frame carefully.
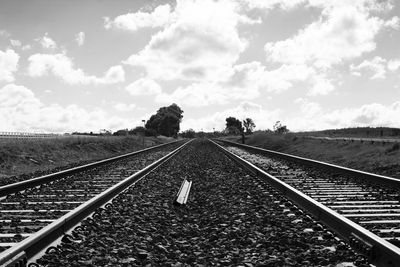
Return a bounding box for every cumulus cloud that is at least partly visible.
[125,78,162,96]
[123,0,250,82]
[350,56,386,79]
[154,62,312,107]
[37,33,57,49]
[0,30,10,37]
[0,84,132,132]
[75,32,85,46]
[104,4,172,31]
[388,59,400,72]
[0,49,19,82]
[113,102,136,111]
[155,82,229,107]
[384,16,400,30]
[287,101,400,131]
[294,98,322,116]
[350,56,400,79]
[264,4,384,68]
[153,60,335,106]
[308,75,335,95]
[28,53,125,85]
[181,101,280,131]
[10,39,21,47]
[22,45,32,51]
[238,0,306,10]
[183,99,400,132]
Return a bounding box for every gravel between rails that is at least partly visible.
[35,140,369,267]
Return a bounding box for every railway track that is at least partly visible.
[2,138,399,266]
[0,140,189,266]
[19,139,370,266]
[215,139,400,266]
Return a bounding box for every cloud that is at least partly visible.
[113,102,136,111]
[287,101,400,131]
[10,39,21,47]
[104,4,172,31]
[0,84,132,133]
[308,74,335,95]
[350,56,386,79]
[388,59,400,72]
[225,61,334,96]
[350,56,400,79]
[0,49,19,82]
[0,30,10,37]
[264,4,384,68]
[238,0,306,10]
[37,33,57,49]
[325,102,400,128]
[384,16,400,30]
[181,101,280,131]
[183,99,400,132]
[155,82,229,107]
[154,61,334,107]
[28,53,125,85]
[294,98,322,116]
[22,45,32,51]
[75,32,85,46]
[125,78,161,95]
[123,0,249,82]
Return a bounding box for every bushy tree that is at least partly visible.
[225,117,243,135]
[129,126,145,135]
[273,121,289,134]
[113,129,129,136]
[145,104,184,137]
[243,118,256,134]
[180,129,196,138]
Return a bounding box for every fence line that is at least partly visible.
[0,132,63,139]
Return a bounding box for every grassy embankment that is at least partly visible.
[224,132,400,179]
[0,135,174,180]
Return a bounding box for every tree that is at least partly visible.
[180,129,196,138]
[145,104,184,137]
[243,118,256,134]
[113,129,129,136]
[273,121,289,134]
[129,126,145,135]
[225,117,243,135]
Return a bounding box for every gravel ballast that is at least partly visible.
[35,139,369,266]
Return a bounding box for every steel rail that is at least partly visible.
[0,139,192,266]
[210,139,400,267]
[0,140,184,198]
[215,139,400,188]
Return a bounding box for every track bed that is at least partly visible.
[34,139,367,266]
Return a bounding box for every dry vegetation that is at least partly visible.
[226,132,400,179]
[0,135,173,179]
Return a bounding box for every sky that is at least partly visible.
[0,0,399,133]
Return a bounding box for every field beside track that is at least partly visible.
[0,135,174,180]
[224,132,400,179]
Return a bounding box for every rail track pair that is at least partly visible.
[0,138,399,266]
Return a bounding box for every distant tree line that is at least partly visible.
[300,127,400,138]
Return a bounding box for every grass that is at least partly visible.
[224,132,400,179]
[0,135,174,179]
